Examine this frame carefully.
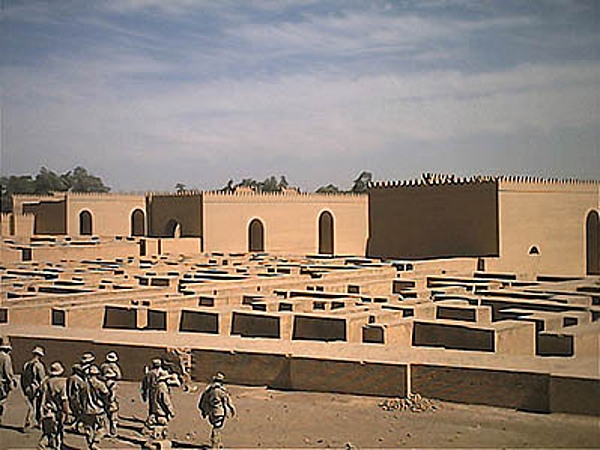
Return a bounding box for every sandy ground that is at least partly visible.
[1,381,599,449]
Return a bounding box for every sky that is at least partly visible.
[1,0,599,192]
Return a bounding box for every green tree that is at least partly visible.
[220,179,235,193]
[1,175,36,212]
[224,175,292,193]
[61,166,110,193]
[315,183,341,194]
[278,175,289,190]
[35,167,68,195]
[237,178,259,190]
[351,171,373,194]
[260,175,280,192]
[175,183,187,193]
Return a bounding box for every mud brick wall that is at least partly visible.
[412,322,495,352]
[549,376,600,416]
[9,336,167,381]
[284,357,407,397]
[412,364,550,412]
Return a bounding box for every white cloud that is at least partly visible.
[2,0,598,187]
[4,48,598,164]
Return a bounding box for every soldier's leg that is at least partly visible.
[210,425,217,448]
[34,392,43,426]
[210,421,224,449]
[91,414,105,448]
[38,418,50,449]
[0,395,7,423]
[24,395,35,429]
[46,416,60,450]
[108,411,117,436]
[81,415,96,449]
[57,416,65,450]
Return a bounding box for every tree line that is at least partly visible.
[1,167,373,212]
[1,167,110,212]
[211,171,373,195]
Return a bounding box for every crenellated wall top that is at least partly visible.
[370,173,600,190]
[203,189,366,204]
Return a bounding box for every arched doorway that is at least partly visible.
[166,219,181,238]
[79,210,93,235]
[248,219,265,252]
[131,209,145,236]
[318,211,334,255]
[586,210,599,275]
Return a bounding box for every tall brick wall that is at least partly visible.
[367,179,499,259]
[488,180,599,277]
[202,192,368,255]
[146,192,203,238]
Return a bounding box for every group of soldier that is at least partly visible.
[0,337,236,449]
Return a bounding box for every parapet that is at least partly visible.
[370,173,600,190]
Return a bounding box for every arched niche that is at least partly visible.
[318,211,334,255]
[248,219,265,252]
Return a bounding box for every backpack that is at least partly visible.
[21,361,36,392]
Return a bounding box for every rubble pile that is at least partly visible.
[378,393,438,413]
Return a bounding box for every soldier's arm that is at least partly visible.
[141,376,148,401]
[34,362,45,388]
[161,388,175,418]
[59,385,70,415]
[224,391,236,417]
[6,356,17,387]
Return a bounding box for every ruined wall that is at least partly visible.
[0,213,35,237]
[67,193,146,237]
[487,179,600,277]
[146,192,203,238]
[0,213,9,236]
[23,199,67,235]
[12,194,63,215]
[202,192,368,255]
[367,178,499,259]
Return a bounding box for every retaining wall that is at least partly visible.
[7,335,599,415]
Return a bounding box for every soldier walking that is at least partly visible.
[103,368,119,437]
[146,371,178,440]
[165,347,193,392]
[141,358,164,425]
[81,365,109,450]
[80,352,97,374]
[67,363,87,433]
[38,362,69,450]
[100,351,122,380]
[198,372,236,449]
[0,336,17,425]
[21,346,46,431]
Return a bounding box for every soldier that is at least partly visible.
[141,358,164,424]
[67,363,87,433]
[165,347,193,392]
[0,336,17,425]
[21,346,46,431]
[147,371,178,440]
[100,351,122,381]
[81,365,109,450]
[103,368,119,437]
[39,362,69,450]
[80,352,97,374]
[198,372,236,449]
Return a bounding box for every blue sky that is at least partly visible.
[1,0,599,191]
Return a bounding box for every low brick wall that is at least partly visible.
[549,376,600,416]
[10,336,167,381]
[7,335,599,415]
[412,364,549,413]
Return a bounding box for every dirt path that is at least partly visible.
[1,381,598,449]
